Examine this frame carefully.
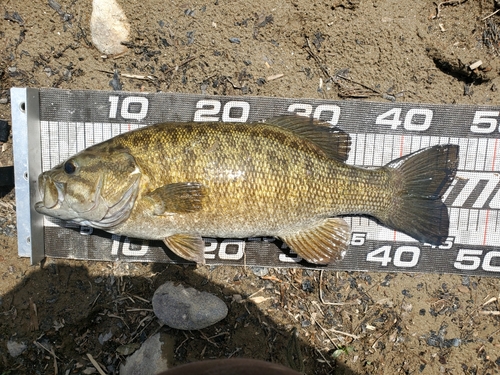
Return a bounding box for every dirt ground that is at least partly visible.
[2,0,500,374]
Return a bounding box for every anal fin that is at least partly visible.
[163,234,205,264]
[280,218,351,264]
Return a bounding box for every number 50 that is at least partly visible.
[454,249,500,272]
[470,111,500,134]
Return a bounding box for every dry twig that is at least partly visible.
[482,8,500,21]
[96,69,156,82]
[433,0,468,19]
[266,73,284,81]
[34,341,59,374]
[160,56,197,75]
[29,298,39,331]
[480,311,500,315]
[86,353,107,375]
[303,37,381,98]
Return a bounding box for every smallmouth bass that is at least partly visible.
[35,115,459,264]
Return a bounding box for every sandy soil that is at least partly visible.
[1,0,500,374]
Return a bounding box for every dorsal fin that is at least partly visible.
[263,115,351,162]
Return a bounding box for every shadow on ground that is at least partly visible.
[0,258,360,374]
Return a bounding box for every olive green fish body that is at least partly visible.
[113,124,373,232]
[35,116,459,264]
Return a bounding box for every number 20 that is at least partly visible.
[194,100,250,122]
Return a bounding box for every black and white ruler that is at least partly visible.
[11,88,500,276]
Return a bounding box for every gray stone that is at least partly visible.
[152,281,228,330]
[251,266,269,277]
[119,333,174,375]
[90,0,130,55]
[7,340,27,357]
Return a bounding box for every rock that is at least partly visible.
[119,333,174,375]
[116,343,141,356]
[251,266,269,277]
[152,281,228,330]
[7,340,27,357]
[90,0,130,55]
[98,331,113,345]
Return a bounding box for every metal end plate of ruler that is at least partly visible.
[11,87,500,276]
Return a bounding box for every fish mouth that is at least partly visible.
[35,174,104,219]
[35,174,67,214]
[35,173,140,228]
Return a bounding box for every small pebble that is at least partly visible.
[98,331,113,345]
[120,333,169,375]
[91,0,130,55]
[461,275,470,287]
[109,70,122,91]
[380,275,391,287]
[401,289,412,297]
[256,77,266,86]
[251,266,268,277]
[186,31,195,45]
[7,340,27,357]
[302,279,313,292]
[229,37,241,44]
[116,343,140,356]
[401,302,413,312]
[152,281,228,330]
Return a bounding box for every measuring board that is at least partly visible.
[11,87,500,277]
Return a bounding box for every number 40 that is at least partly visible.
[366,245,420,268]
[376,108,433,131]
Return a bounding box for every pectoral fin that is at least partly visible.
[163,234,205,264]
[146,182,205,215]
[280,218,351,264]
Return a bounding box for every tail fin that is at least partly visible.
[383,144,459,246]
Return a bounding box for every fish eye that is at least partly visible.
[63,160,78,175]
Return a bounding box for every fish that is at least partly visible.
[35,115,459,264]
[156,358,302,375]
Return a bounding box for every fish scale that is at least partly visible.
[123,123,345,227]
[35,115,459,264]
